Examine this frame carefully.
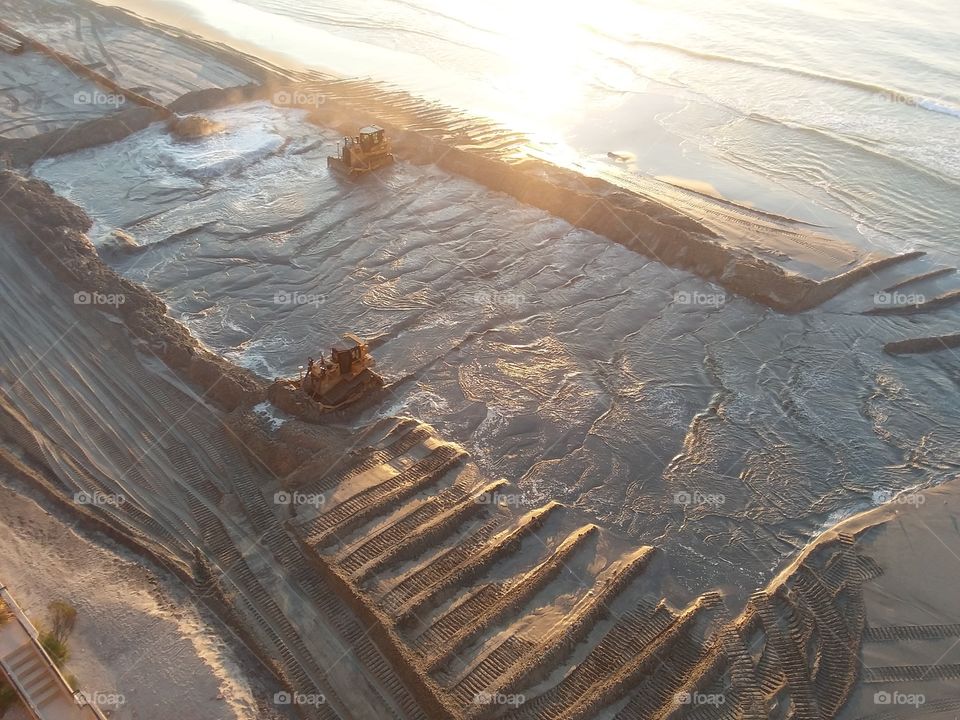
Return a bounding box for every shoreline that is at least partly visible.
[0,6,925,315]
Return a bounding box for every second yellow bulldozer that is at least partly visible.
[327,125,394,176]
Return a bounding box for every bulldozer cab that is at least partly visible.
[330,334,367,375]
[358,126,386,152]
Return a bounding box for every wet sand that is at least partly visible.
[834,481,960,720]
[0,167,949,718]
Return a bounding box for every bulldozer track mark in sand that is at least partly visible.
[301,419,427,497]
[424,524,599,674]
[180,481,349,719]
[853,697,960,720]
[412,583,506,654]
[864,623,960,642]
[336,477,477,570]
[505,601,676,720]
[378,518,502,616]
[193,412,428,718]
[750,591,821,720]
[449,635,536,706]
[304,444,467,548]
[394,502,562,626]
[715,623,767,719]
[793,571,858,718]
[559,594,724,720]
[472,546,658,705]
[862,664,960,683]
[611,594,729,720]
[343,482,495,583]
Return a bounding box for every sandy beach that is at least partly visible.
[0,0,958,718]
[0,476,266,720]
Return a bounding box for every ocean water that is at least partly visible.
[107,0,960,258]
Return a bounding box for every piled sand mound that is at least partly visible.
[284,417,875,719]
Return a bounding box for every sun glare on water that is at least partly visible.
[111,0,701,144]
[417,0,704,140]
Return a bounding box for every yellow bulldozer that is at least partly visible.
[267,334,383,420]
[300,333,381,406]
[327,125,394,176]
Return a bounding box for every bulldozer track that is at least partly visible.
[212,420,427,720]
[793,569,860,718]
[856,555,885,581]
[853,697,960,720]
[559,595,723,720]
[864,623,960,642]
[424,525,598,673]
[302,421,429,497]
[379,518,502,616]
[305,445,466,548]
[862,664,960,683]
[612,595,728,720]
[0,403,44,461]
[479,547,657,704]
[716,624,767,719]
[338,483,474,574]
[413,583,505,654]
[449,635,535,706]
[505,601,676,720]
[750,591,821,720]
[395,503,561,625]
[350,487,486,583]
[184,491,346,720]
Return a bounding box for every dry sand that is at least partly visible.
[0,475,264,720]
